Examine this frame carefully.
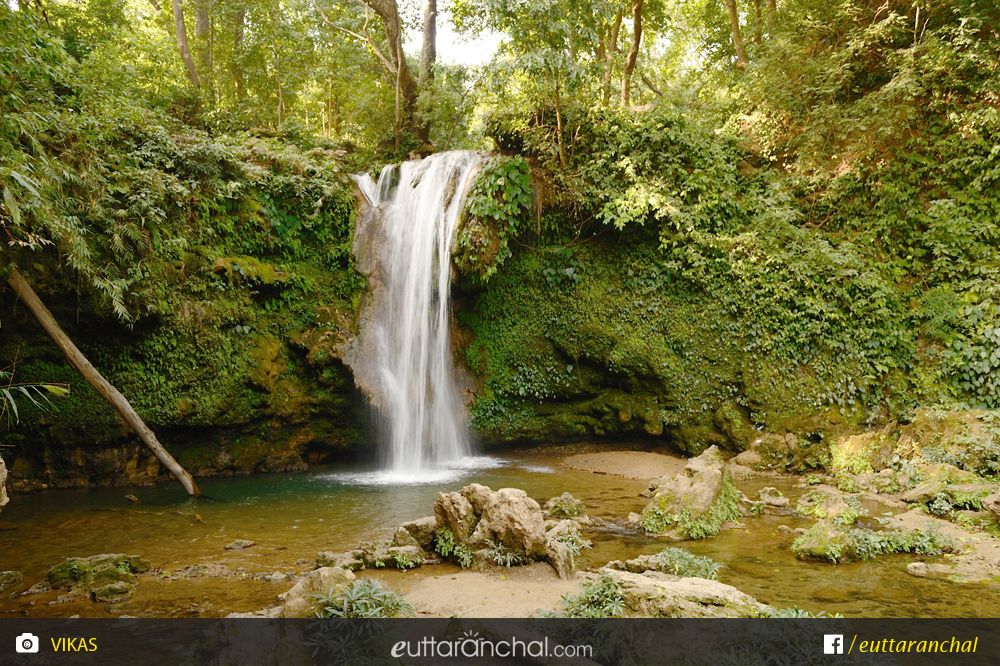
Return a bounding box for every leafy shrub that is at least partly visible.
[553,575,627,618]
[433,527,455,558]
[453,544,473,569]
[392,552,417,570]
[485,540,526,567]
[655,548,721,580]
[313,579,414,618]
[456,155,533,281]
[554,532,592,568]
[547,492,586,518]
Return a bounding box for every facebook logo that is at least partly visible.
[824,634,844,654]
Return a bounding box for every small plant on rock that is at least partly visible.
[555,532,592,568]
[392,552,417,570]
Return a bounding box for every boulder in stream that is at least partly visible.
[0,570,23,589]
[30,554,151,603]
[434,483,581,577]
[640,446,742,538]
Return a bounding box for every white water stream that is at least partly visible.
[353,152,482,480]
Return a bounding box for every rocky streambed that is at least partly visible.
[4,431,1000,618]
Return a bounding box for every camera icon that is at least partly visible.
[16,633,39,653]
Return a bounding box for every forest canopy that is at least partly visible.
[2,0,1000,416]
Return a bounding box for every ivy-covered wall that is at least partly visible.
[456,105,990,453]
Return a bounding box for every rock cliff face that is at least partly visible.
[0,258,366,492]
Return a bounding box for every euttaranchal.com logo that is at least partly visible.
[391,631,593,660]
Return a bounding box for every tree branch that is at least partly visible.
[318,6,395,75]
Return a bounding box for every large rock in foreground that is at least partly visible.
[640,446,741,538]
[278,567,355,618]
[433,484,573,576]
[596,568,770,618]
[435,484,547,560]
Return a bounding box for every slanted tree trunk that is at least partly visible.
[172,0,201,87]
[6,267,201,497]
[620,0,643,106]
[723,0,749,70]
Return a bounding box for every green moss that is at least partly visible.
[792,522,957,564]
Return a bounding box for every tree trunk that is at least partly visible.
[6,268,200,497]
[419,0,436,88]
[195,0,213,92]
[602,4,624,105]
[273,42,284,130]
[620,0,643,106]
[765,0,775,31]
[363,0,421,140]
[172,0,201,87]
[232,9,245,98]
[414,0,436,143]
[554,78,566,167]
[723,0,749,70]
[752,0,762,44]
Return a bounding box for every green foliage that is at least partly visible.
[792,523,957,564]
[655,547,721,580]
[453,544,474,569]
[554,532,592,569]
[766,607,841,619]
[553,575,627,619]
[0,370,69,427]
[433,527,455,558]
[313,579,414,619]
[920,414,1000,477]
[392,551,417,570]
[456,155,533,281]
[485,540,527,567]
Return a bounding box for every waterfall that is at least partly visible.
[351,152,480,479]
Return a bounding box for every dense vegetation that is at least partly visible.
[1,0,999,485]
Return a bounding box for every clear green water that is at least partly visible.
[2,449,999,618]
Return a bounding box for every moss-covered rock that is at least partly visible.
[41,553,150,602]
[0,570,23,589]
[795,488,865,525]
[544,492,586,518]
[640,446,742,538]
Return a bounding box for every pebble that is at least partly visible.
[906,562,928,577]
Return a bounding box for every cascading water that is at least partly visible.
[351,152,481,480]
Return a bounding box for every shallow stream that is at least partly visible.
[2,448,999,618]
